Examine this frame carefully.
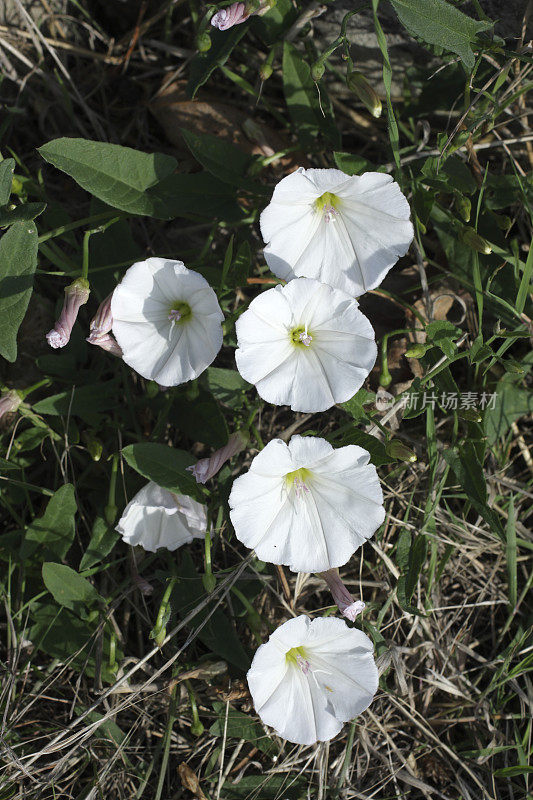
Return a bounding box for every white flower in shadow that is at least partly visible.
[116,482,208,552]
[260,167,413,296]
[229,435,385,573]
[235,278,377,413]
[111,258,223,386]
[248,615,378,745]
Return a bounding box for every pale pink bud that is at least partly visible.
[211,2,250,30]
[0,390,23,422]
[320,569,366,622]
[46,278,90,349]
[86,331,123,358]
[89,293,113,337]
[187,430,248,484]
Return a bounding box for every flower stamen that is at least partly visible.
[296,654,311,674]
[291,325,313,348]
[315,191,340,223]
[285,467,311,498]
[286,646,311,674]
[298,330,313,346]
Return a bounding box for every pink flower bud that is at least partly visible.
[211,2,250,30]
[187,430,248,484]
[89,293,114,337]
[320,569,365,622]
[86,331,123,358]
[46,278,90,349]
[0,389,23,422]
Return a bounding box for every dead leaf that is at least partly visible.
[150,81,308,172]
[178,762,209,800]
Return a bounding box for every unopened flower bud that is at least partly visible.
[385,439,417,462]
[320,569,365,622]
[196,32,212,51]
[346,71,382,118]
[89,293,113,337]
[82,432,104,461]
[46,278,90,349]
[188,430,248,484]
[0,389,23,422]
[405,343,431,358]
[259,63,273,80]
[456,194,471,223]
[211,2,250,30]
[459,226,492,255]
[311,60,325,82]
[87,331,123,358]
[494,213,512,232]
[457,407,482,423]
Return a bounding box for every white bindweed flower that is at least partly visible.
[247,615,378,745]
[229,435,385,573]
[111,258,224,386]
[260,167,413,296]
[116,481,208,552]
[235,278,377,413]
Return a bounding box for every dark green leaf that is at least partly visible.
[220,774,306,799]
[484,381,533,445]
[172,552,250,670]
[22,483,76,560]
[30,603,119,683]
[187,26,248,99]
[121,442,201,499]
[333,152,376,175]
[421,155,477,194]
[0,202,46,228]
[332,428,393,466]
[181,129,260,192]
[210,701,277,755]
[32,380,121,419]
[340,388,374,422]
[42,562,102,612]
[231,240,252,287]
[282,42,339,147]
[202,367,249,409]
[12,426,49,453]
[251,0,298,44]
[170,391,229,449]
[389,0,492,70]
[493,766,533,777]
[38,138,178,218]
[0,221,38,362]
[147,171,244,222]
[80,517,120,571]
[0,158,15,205]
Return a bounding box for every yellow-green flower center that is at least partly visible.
[285,467,311,488]
[168,301,192,324]
[286,645,308,666]
[315,191,341,221]
[290,326,313,347]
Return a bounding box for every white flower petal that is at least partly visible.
[235,279,376,413]
[112,257,223,386]
[247,615,377,745]
[260,167,413,296]
[116,481,208,552]
[229,434,385,572]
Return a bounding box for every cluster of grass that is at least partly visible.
[0,0,532,798]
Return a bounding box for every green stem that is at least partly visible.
[185,680,204,736]
[154,683,179,800]
[20,378,51,399]
[152,577,178,647]
[38,211,126,244]
[104,454,118,526]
